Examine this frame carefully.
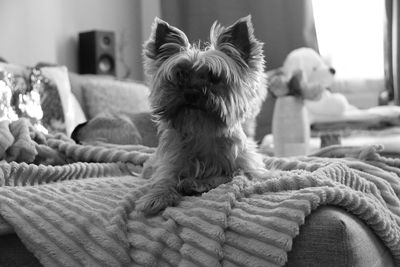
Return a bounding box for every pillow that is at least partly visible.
[287,206,396,267]
[40,66,86,136]
[0,63,87,135]
[0,71,18,122]
[123,111,158,147]
[0,62,26,76]
[36,69,66,133]
[81,78,150,119]
[0,64,44,131]
[71,112,142,145]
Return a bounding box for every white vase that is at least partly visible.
[272,96,310,157]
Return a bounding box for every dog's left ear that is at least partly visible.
[143,18,189,65]
[211,15,264,69]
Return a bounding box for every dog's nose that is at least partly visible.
[329,68,336,75]
[183,91,200,104]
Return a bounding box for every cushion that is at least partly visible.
[40,66,86,135]
[0,234,42,267]
[287,206,396,267]
[0,71,18,122]
[71,111,159,148]
[36,68,66,133]
[81,78,150,119]
[0,62,26,75]
[0,63,86,135]
[0,63,44,131]
[68,72,100,108]
[124,112,158,147]
[71,112,142,145]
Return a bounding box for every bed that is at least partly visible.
[0,64,398,266]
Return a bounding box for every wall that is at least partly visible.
[0,0,314,80]
[0,0,157,81]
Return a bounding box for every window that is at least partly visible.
[312,0,384,80]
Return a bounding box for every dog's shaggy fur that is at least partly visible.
[136,16,268,215]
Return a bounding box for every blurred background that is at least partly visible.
[0,0,398,106]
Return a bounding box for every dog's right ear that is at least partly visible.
[143,18,189,71]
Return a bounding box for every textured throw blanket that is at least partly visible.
[0,119,399,266]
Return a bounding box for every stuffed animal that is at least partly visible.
[282,47,335,93]
[263,47,356,156]
[269,47,355,122]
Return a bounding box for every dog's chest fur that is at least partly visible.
[158,126,243,180]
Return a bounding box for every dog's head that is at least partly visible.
[143,16,266,134]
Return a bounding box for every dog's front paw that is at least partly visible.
[177,176,233,195]
[245,168,271,180]
[136,187,181,216]
[177,179,205,195]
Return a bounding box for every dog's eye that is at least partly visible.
[176,69,186,80]
[209,71,221,84]
[174,69,189,85]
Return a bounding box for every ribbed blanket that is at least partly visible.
[0,119,399,266]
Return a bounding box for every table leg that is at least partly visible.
[320,133,342,148]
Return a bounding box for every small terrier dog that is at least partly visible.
[137,16,267,215]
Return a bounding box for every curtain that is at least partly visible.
[160,0,318,140]
[161,0,318,70]
[384,0,400,105]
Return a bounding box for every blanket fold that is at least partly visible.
[0,119,399,266]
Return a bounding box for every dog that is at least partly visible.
[136,15,268,215]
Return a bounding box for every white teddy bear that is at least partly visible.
[262,47,356,156]
[281,47,355,122]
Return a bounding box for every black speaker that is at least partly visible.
[79,31,116,75]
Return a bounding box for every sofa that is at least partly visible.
[0,67,397,266]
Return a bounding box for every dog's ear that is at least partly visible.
[143,17,189,65]
[211,15,264,69]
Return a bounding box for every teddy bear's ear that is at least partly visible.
[267,69,290,97]
[210,15,264,70]
[143,18,189,74]
[289,70,325,101]
[288,71,303,96]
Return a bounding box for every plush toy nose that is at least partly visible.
[329,68,336,75]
